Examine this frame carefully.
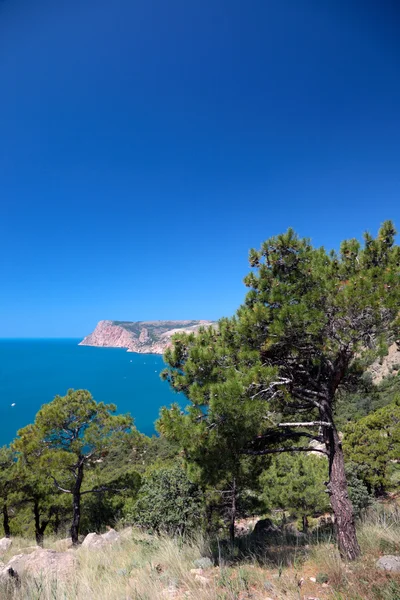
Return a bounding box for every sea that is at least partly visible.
[0,338,181,447]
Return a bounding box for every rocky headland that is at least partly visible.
[79,319,214,354]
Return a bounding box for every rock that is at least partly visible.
[283,523,306,538]
[370,343,400,384]
[52,537,73,551]
[80,320,214,355]
[101,528,120,543]
[81,529,120,548]
[309,577,317,583]
[193,557,213,569]
[0,548,76,582]
[194,574,210,586]
[82,532,104,548]
[0,538,12,554]
[252,518,279,538]
[376,555,400,572]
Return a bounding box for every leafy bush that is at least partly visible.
[128,463,205,535]
[345,463,373,517]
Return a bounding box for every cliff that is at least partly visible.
[79,319,214,354]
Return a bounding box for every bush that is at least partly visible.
[346,463,373,517]
[128,462,205,535]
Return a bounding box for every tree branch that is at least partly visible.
[278,421,332,428]
[243,446,328,456]
[49,476,72,494]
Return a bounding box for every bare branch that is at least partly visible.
[278,421,332,428]
[80,484,128,496]
[243,446,328,456]
[49,476,72,494]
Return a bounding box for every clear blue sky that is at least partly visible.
[1,0,399,337]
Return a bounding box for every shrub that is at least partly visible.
[128,462,205,535]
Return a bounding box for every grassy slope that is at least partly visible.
[2,504,400,600]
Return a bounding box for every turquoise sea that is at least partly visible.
[0,339,180,446]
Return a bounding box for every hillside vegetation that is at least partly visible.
[1,222,400,597]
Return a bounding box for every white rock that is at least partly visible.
[376,555,400,572]
[194,574,210,586]
[81,529,120,548]
[0,548,75,581]
[102,528,120,543]
[0,538,12,554]
[81,532,104,548]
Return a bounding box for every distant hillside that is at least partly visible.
[79,319,214,354]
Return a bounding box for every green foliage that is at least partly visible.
[160,222,400,559]
[0,445,17,536]
[24,389,135,490]
[260,454,330,523]
[345,463,373,517]
[335,371,400,429]
[0,445,17,501]
[12,424,69,544]
[343,397,400,494]
[129,462,205,535]
[13,389,137,542]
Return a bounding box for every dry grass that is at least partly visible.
[2,506,400,600]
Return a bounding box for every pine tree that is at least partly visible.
[343,397,400,495]
[16,389,134,544]
[12,424,68,546]
[260,454,329,532]
[161,222,400,560]
[0,446,17,538]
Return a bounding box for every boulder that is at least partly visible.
[0,548,76,582]
[81,528,120,548]
[0,538,12,554]
[252,518,278,538]
[376,555,400,572]
[81,533,104,548]
[102,528,120,543]
[52,537,73,551]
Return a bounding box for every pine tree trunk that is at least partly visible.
[325,423,360,560]
[71,462,84,545]
[302,515,309,534]
[54,510,60,535]
[229,477,237,544]
[33,500,43,547]
[3,503,11,538]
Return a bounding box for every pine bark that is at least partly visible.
[229,477,237,544]
[322,399,360,560]
[302,515,309,534]
[33,499,49,547]
[71,461,84,545]
[3,503,11,538]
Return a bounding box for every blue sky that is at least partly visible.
[1,0,399,337]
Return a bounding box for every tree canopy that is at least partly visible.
[160,221,400,560]
[343,397,400,495]
[14,389,135,544]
